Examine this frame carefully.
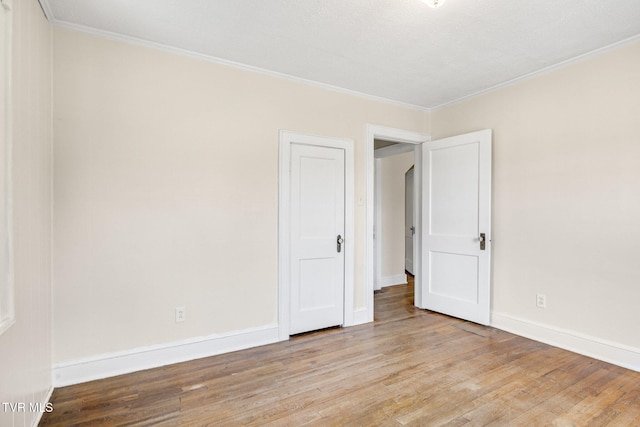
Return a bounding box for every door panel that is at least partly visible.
[299,258,337,310]
[421,130,492,325]
[290,143,345,334]
[429,251,478,303]
[430,143,479,237]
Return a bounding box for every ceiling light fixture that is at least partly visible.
[422,0,446,8]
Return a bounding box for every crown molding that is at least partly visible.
[47,17,431,113]
[431,33,640,112]
[34,0,640,113]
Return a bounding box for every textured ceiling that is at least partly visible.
[41,0,640,109]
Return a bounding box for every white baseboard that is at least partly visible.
[380,274,408,288]
[53,324,280,387]
[491,312,640,372]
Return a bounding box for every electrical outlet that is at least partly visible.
[175,306,186,322]
[536,294,546,308]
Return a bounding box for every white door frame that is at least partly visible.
[373,158,382,291]
[365,125,430,322]
[278,130,355,340]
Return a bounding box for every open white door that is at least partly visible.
[420,129,492,325]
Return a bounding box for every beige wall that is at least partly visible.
[432,40,640,349]
[0,0,634,407]
[50,18,640,374]
[380,151,413,280]
[0,1,53,425]
[52,28,428,362]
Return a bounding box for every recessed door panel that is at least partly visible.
[429,251,479,304]
[299,157,337,239]
[430,143,479,237]
[298,258,337,311]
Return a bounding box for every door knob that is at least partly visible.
[479,233,486,251]
[337,235,344,253]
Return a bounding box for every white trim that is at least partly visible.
[343,138,355,328]
[278,135,291,340]
[366,125,430,322]
[37,0,640,111]
[31,385,54,427]
[278,131,355,339]
[53,324,280,387]
[412,144,423,308]
[380,274,408,288]
[431,33,640,111]
[492,312,640,373]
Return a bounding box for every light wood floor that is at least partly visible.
[41,279,640,426]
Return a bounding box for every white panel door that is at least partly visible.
[405,166,415,275]
[420,130,492,325]
[290,143,345,334]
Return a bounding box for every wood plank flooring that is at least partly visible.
[41,279,640,426]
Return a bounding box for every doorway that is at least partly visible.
[366,126,493,326]
[365,125,429,323]
[405,165,415,275]
[373,145,415,291]
[278,131,355,340]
